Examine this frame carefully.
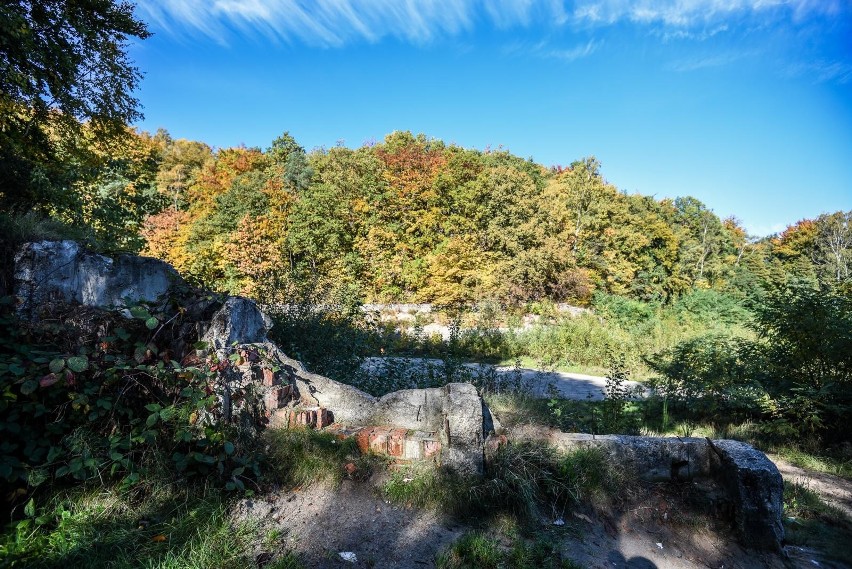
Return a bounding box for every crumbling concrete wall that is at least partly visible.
[215,340,488,474]
[551,432,784,551]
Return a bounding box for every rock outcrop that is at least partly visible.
[202,297,273,349]
[14,240,180,317]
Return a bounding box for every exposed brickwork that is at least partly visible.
[316,407,333,429]
[334,424,442,462]
[387,428,407,457]
[423,439,441,458]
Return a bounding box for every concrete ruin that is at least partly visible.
[12,240,785,550]
[216,340,491,474]
[552,433,785,551]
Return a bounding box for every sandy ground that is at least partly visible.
[231,473,830,569]
[233,479,465,568]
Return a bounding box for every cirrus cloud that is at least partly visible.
[138,0,847,47]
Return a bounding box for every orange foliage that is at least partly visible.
[141,208,194,274]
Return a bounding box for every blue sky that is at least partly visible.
[129,0,851,237]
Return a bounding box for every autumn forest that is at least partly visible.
[30,127,847,309]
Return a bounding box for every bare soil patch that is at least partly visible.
[233,478,465,568]
[232,475,810,569]
[770,454,852,520]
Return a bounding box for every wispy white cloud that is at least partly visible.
[503,38,601,62]
[139,0,477,47]
[659,24,729,42]
[545,39,601,61]
[784,60,852,84]
[668,49,759,71]
[138,0,848,47]
[570,0,844,27]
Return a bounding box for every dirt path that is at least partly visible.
[494,366,648,401]
[362,357,647,401]
[233,479,465,568]
[234,476,801,569]
[769,454,852,520]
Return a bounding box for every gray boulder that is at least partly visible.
[202,297,273,349]
[14,240,179,317]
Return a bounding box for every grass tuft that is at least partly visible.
[263,427,378,488]
[384,442,620,525]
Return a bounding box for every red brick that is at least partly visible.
[369,426,390,453]
[423,440,441,458]
[355,427,372,453]
[316,408,333,429]
[264,387,283,411]
[387,429,407,457]
[270,409,289,427]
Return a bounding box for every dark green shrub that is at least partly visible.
[751,283,852,441]
[670,289,751,327]
[647,332,764,418]
[592,292,658,328]
[0,297,263,494]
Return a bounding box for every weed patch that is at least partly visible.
[1,483,304,569]
[384,442,619,526]
[264,428,378,488]
[784,481,852,566]
[436,531,583,569]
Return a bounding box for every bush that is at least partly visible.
[592,292,658,328]
[646,332,764,415]
[751,283,852,441]
[670,289,751,327]
[521,314,637,371]
[0,297,264,495]
[267,303,377,382]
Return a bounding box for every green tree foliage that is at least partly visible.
[0,0,150,213]
[813,211,851,284]
[650,282,851,440]
[754,283,852,434]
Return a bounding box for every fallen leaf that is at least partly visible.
[39,374,59,388]
[152,534,167,542]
